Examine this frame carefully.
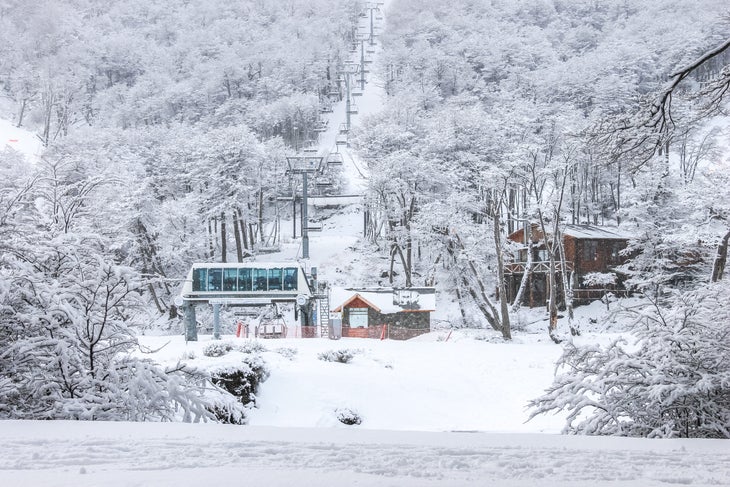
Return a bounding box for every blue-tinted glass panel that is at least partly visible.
[193,268,207,291]
[253,268,268,291]
[238,268,252,291]
[283,268,298,291]
[223,268,238,291]
[268,268,282,290]
[207,268,222,291]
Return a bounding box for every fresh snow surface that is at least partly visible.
[0,116,43,163]
[2,419,729,487]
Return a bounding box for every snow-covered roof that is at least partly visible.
[190,261,306,269]
[331,287,436,314]
[561,225,633,240]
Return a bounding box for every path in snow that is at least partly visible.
[1,421,728,487]
[261,4,389,276]
[314,4,389,194]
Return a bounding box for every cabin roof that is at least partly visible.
[332,287,436,313]
[509,224,633,242]
[562,225,633,240]
[190,261,305,269]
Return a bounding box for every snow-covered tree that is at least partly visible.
[529,281,730,438]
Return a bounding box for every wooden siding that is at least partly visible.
[505,226,630,307]
[341,301,431,340]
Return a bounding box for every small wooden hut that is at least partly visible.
[332,287,435,340]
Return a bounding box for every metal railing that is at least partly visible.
[504,260,574,274]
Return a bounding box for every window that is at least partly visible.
[238,268,252,291]
[610,242,624,264]
[253,268,268,291]
[268,268,282,291]
[349,308,369,328]
[223,268,238,291]
[283,268,298,291]
[207,268,222,291]
[192,268,207,291]
[582,241,598,262]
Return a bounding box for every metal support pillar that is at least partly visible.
[292,196,297,239]
[345,73,352,132]
[302,172,309,259]
[183,302,197,341]
[285,155,322,261]
[360,41,366,90]
[369,8,375,46]
[212,303,221,340]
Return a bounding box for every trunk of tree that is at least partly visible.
[41,87,54,146]
[425,254,441,286]
[511,223,533,312]
[16,99,27,127]
[547,249,560,342]
[258,188,265,243]
[389,244,396,284]
[395,242,412,287]
[236,208,249,251]
[220,212,227,263]
[557,232,577,336]
[450,233,503,332]
[493,207,511,339]
[207,218,215,259]
[405,236,412,286]
[454,285,469,324]
[134,218,170,313]
[248,222,256,250]
[711,229,730,282]
[147,282,165,314]
[233,213,243,262]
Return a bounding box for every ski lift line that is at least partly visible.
[346,151,368,179]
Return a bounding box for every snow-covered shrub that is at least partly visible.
[275,347,298,360]
[582,272,617,287]
[209,353,270,411]
[202,341,234,357]
[180,350,197,360]
[235,340,267,354]
[318,349,360,364]
[206,390,248,425]
[335,407,362,425]
[529,282,730,438]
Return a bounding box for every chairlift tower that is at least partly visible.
[337,62,360,132]
[364,2,383,46]
[286,156,324,259]
[360,39,367,90]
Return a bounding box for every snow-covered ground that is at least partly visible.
[0,116,43,163]
[3,328,730,486]
[2,418,729,487]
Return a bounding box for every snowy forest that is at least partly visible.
[1,0,730,439]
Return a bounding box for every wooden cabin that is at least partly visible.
[332,288,435,340]
[505,224,632,307]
